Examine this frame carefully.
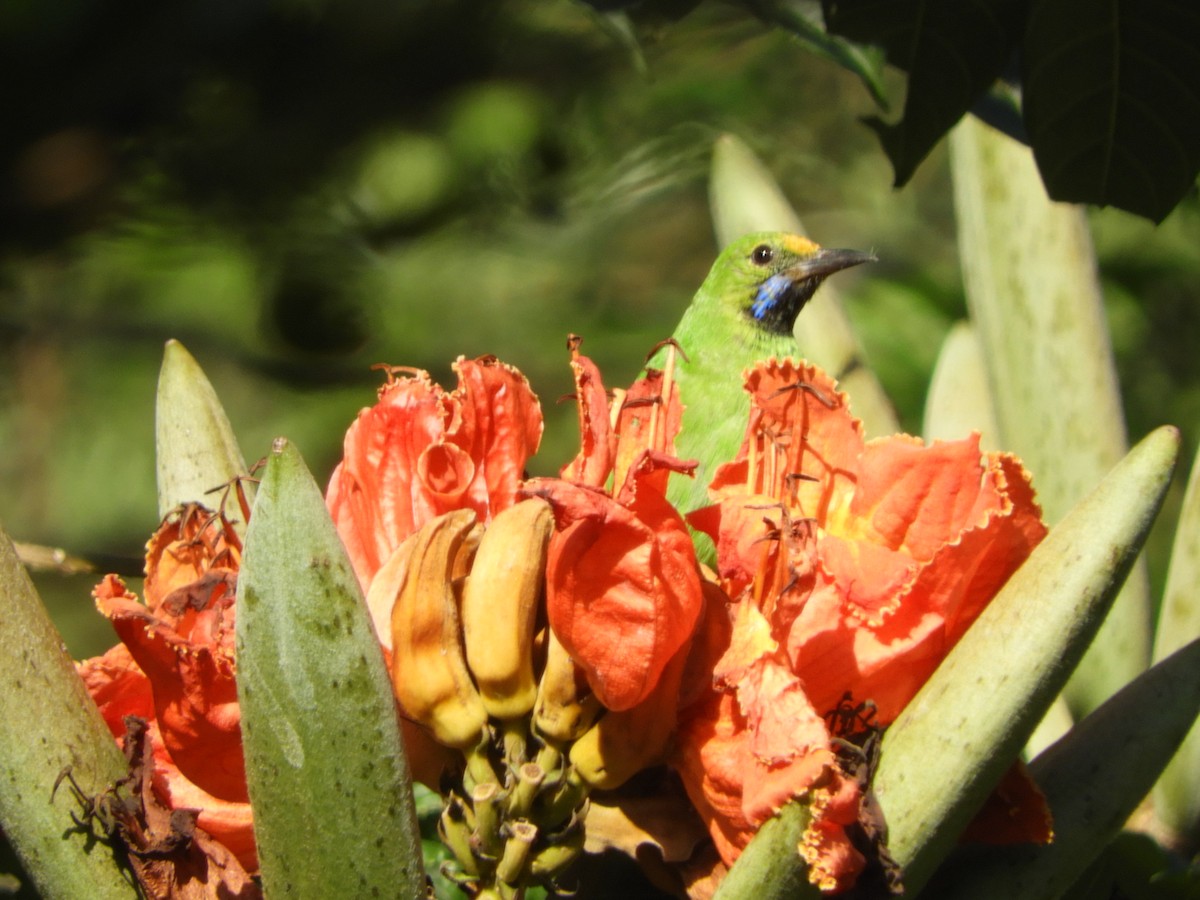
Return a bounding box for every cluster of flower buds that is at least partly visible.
[374,496,666,897]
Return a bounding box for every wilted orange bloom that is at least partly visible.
[326,355,543,593]
[674,360,1049,892]
[525,341,704,712]
[78,504,256,878]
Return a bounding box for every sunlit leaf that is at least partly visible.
[710,802,820,900]
[949,115,1151,716]
[0,525,135,899]
[236,438,424,897]
[156,340,253,529]
[1152,439,1200,839]
[922,321,998,447]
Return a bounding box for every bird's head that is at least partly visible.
[709,231,875,336]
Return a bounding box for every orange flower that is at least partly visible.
[323,355,543,785]
[525,341,704,712]
[674,360,1048,892]
[326,355,543,592]
[78,504,256,876]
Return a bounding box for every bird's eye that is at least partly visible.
[750,244,774,265]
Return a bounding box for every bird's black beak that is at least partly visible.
[785,247,876,281]
[744,245,876,336]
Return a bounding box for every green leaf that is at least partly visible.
[0,526,136,899]
[949,115,1152,717]
[156,339,253,528]
[1152,439,1200,840]
[927,638,1200,899]
[922,321,998,448]
[874,425,1179,895]
[708,133,899,437]
[236,437,424,898]
[1022,0,1200,222]
[823,0,1025,186]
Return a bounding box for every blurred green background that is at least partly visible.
[1,0,1197,668]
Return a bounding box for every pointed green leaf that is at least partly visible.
[949,115,1151,716]
[708,133,899,437]
[156,339,253,528]
[874,426,1179,895]
[236,437,424,898]
[922,321,998,448]
[0,525,136,899]
[930,638,1200,899]
[1152,440,1200,839]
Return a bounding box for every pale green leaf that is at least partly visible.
[922,321,998,449]
[0,525,136,899]
[710,802,819,900]
[1152,439,1200,839]
[949,115,1151,716]
[236,437,424,898]
[156,339,253,528]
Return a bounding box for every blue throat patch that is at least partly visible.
[750,274,792,321]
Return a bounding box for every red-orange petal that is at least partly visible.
[560,350,615,488]
[326,370,448,588]
[328,358,543,592]
[801,767,867,894]
[960,759,1054,845]
[674,691,758,864]
[533,468,702,712]
[613,367,683,496]
[782,443,1047,724]
[449,355,544,511]
[735,361,864,511]
[841,435,999,557]
[415,442,476,510]
[674,678,847,873]
[96,574,246,804]
[77,642,155,734]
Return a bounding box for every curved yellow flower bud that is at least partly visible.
[461,498,553,720]
[390,509,488,749]
[533,627,601,744]
[569,643,688,790]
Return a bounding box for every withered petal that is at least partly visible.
[560,351,616,488]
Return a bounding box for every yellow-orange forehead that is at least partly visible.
[781,234,821,255]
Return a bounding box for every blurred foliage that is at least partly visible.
[594,0,1200,222]
[0,1,1198,896]
[0,0,1193,795]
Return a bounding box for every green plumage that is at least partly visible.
[651,231,874,517]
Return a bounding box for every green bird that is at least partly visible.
[650,231,875,517]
